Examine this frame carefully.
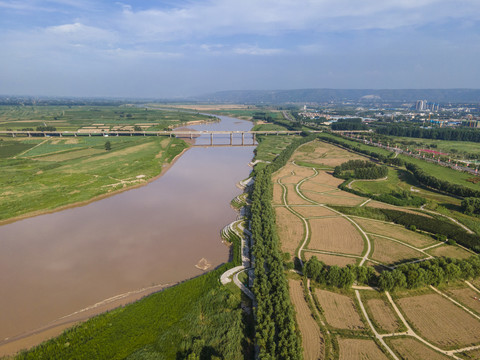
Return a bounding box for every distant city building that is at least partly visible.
[415,100,428,111]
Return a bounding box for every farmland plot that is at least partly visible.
[289,280,324,360]
[370,235,427,266]
[314,289,365,330]
[397,293,480,348]
[352,217,435,248]
[365,297,403,333]
[275,207,304,259]
[308,217,364,255]
[337,338,389,360]
[388,337,451,360]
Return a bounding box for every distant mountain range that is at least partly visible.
[193,89,480,104]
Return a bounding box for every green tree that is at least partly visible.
[105,141,111,151]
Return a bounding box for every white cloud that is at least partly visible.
[114,0,480,42]
[234,46,284,56]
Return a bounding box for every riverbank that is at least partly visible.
[0,114,255,358]
[0,144,189,226]
[0,139,188,226]
[0,282,175,357]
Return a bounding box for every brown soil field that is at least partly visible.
[272,164,296,180]
[365,297,403,333]
[304,252,357,267]
[308,217,364,255]
[303,191,365,206]
[36,148,104,162]
[427,244,474,260]
[397,293,480,348]
[314,289,365,330]
[460,348,480,359]
[289,280,324,360]
[352,217,435,248]
[370,235,427,266]
[445,287,480,315]
[286,183,313,205]
[338,338,389,360]
[303,171,344,187]
[290,205,338,218]
[388,337,451,360]
[300,180,339,193]
[272,183,284,204]
[275,207,304,260]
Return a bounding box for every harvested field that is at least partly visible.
[308,217,364,255]
[338,338,388,360]
[272,183,284,204]
[397,293,480,348]
[352,217,435,248]
[290,205,337,218]
[289,280,324,360]
[365,297,403,333]
[304,252,357,267]
[303,171,344,188]
[445,287,480,315]
[388,337,451,360]
[314,289,365,330]
[272,164,296,180]
[460,348,480,359]
[366,201,432,217]
[275,207,304,260]
[427,244,474,260]
[370,235,427,266]
[285,183,312,205]
[303,191,365,206]
[300,180,340,193]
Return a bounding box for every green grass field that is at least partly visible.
[0,136,187,221]
[398,154,480,192]
[0,105,214,131]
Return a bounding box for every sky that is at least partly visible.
[0,0,479,98]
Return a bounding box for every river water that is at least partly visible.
[0,115,254,350]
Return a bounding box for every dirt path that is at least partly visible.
[385,291,462,359]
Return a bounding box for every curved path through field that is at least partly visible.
[279,159,480,359]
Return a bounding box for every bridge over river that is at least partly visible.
[0,130,305,146]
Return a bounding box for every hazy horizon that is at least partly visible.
[1,0,479,98]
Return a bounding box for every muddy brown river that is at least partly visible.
[0,115,254,353]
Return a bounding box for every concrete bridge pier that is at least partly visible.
[210,133,213,145]
[253,133,256,144]
[230,132,233,145]
[241,132,244,145]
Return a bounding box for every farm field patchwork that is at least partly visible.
[370,235,427,266]
[314,289,365,330]
[288,280,324,360]
[396,293,480,348]
[352,217,436,248]
[307,217,365,255]
[426,244,474,259]
[289,205,337,218]
[362,294,404,333]
[275,207,304,260]
[337,338,389,360]
[387,337,451,360]
[444,286,480,315]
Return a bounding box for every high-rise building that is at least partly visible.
[415,100,428,111]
